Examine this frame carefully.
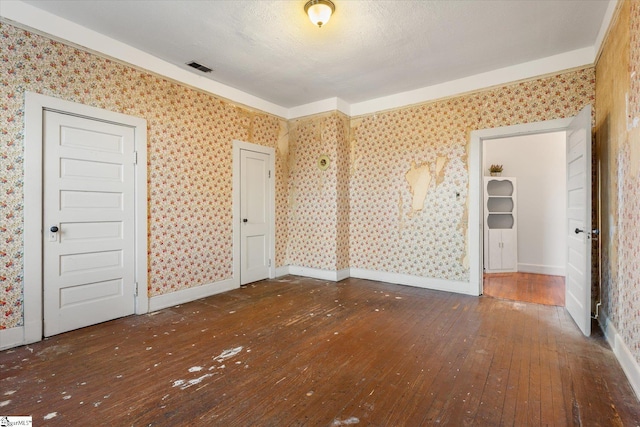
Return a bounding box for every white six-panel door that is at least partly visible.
[565,105,592,336]
[43,111,136,336]
[240,149,271,285]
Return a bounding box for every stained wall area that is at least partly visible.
[285,70,595,281]
[287,112,350,271]
[0,22,287,329]
[595,0,640,367]
[347,69,594,281]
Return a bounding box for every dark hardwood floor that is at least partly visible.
[1,276,638,426]
[483,272,566,306]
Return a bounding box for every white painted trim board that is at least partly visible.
[280,265,477,296]
[1,1,616,119]
[287,266,349,282]
[149,279,237,312]
[518,263,566,277]
[601,313,640,401]
[0,327,26,351]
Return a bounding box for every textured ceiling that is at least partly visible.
[21,0,610,108]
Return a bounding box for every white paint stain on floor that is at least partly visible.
[213,346,243,362]
[179,374,213,390]
[332,417,360,425]
[172,346,246,391]
[44,412,58,420]
[0,400,10,407]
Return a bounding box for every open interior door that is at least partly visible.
[565,105,592,336]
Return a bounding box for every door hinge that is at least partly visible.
[134,282,139,296]
[268,170,271,178]
[133,151,138,165]
[268,259,272,267]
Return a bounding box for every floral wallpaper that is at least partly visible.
[348,68,595,281]
[596,0,640,365]
[0,22,287,329]
[2,11,629,349]
[287,112,350,271]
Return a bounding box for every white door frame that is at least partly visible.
[22,92,148,345]
[469,117,573,296]
[232,140,276,286]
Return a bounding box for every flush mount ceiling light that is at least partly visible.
[304,0,335,28]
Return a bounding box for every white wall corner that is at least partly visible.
[336,268,351,282]
[275,266,290,278]
[148,279,238,312]
[335,98,351,117]
[287,97,351,119]
[350,47,594,117]
[594,0,622,62]
[0,1,288,118]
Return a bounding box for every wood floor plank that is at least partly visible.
[500,303,528,426]
[484,272,565,306]
[0,276,638,426]
[472,300,517,425]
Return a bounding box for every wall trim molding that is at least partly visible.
[287,266,349,282]
[0,2,288,119]
[349,49,593,117]
[0,1,614,120]
[336,268,351,282]
[0,327,26,351]
[601,313,640,400]
[148,279,237,312]
[275,266,290,278]
[517,263,566,277]
[350,268,478,296]
[279,265,477,295]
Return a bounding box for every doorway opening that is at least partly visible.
[482,131,567,307]
[470,106,594,336]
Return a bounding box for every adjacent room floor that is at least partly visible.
[1,276,638,425]
[483,272,566,306]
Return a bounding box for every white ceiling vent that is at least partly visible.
[186,61,213,73]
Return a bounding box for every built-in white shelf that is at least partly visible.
[484,177,517,273]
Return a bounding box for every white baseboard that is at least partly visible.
[275,266,290,278]
[336,268,350,281]
[350,268,478,296]
[287,266,350,282]
[601,313,640,401]
[0,326,26,351]
[1,279,238,350]
[280,265,477,295]
[148,278,237,312]
[518,263,565,276]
